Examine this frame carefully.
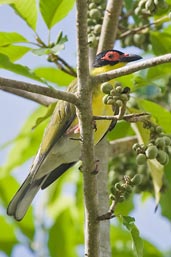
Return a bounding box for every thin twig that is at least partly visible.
[0,77,79,106]
[93,112,150,122]
[57,56,77,77]
[48,54,77,77]
[119,16,169,39]
[0,86,56,106]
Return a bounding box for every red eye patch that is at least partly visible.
[101,51,129,62]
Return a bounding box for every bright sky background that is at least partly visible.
[0,3,171,257]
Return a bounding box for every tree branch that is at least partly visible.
[76,1,99,257]
[108,136,137,157]
[0,77,79,106]
[0,85,56,106]
[95,139,111,257]
[92,53,171,84]
[98,0,123,52]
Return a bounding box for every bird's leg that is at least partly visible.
[92,119,97,131]
[65,124,80,135]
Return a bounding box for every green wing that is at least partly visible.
[40,79,78,155]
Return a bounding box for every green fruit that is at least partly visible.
[101,82,113,94]
[88,35,98,47]
[94,24,102,35]
[124,35,134,46]
[166,146,171,156]
[132,143,140,151]
[116,99,123,107]
[107,99,115,105]
[126,170,135,177]
[102,95,108,104]
[136,153,147,165]
[156,150,169,165]
[89,3,96,9]
[89,9,101,20]
[133,34,146,45]
[120,94,129,102]
[110,88,116,96]
[115,85,122,94]
[87,18,95,26]
[156,126,163,134]
[163,136,171,146]
[145,145,158,159]
[155,137,165,149]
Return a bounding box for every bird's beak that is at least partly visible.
[119,53,142,63]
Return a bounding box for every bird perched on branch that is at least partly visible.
[7,49,142,221]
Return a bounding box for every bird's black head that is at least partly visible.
[93,49,142,67]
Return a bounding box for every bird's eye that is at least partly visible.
[108,54,114,59]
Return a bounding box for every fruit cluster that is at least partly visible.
[135,0,167,15]
[119,0,168,50]
[133,123,171,166]
[87,0,106,47]
[110,174,142,204]
[108,152,154,198]
[101,82,130,108]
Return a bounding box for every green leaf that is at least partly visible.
[115,195,134,216]
[1,106,47,175]
[160,161,171,221]
[0,216,18,255]
[110,224,163,257]
[32,34,67,56]
[107,121,134,141]
[32,42,66,56]
[150,31,171,55]
[32,102,56,129]
[0,32,28,46]
[0,45,30,61]
[147,63,171,81]
[34,67,74,86]
[48,206,80,257]
[39,0,75,29]
[0,53,47,83]
[0,0,16,3]
[137,99,171,133]
[147,159,164,205]
[0,175,19,205]
[11,0,37,31]
[122,216,143,257]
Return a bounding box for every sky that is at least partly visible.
[0,3,171,257]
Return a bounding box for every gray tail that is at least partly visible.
[7,163,76,221]
[7,175,46,221]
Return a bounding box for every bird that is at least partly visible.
[7,49,142,221]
